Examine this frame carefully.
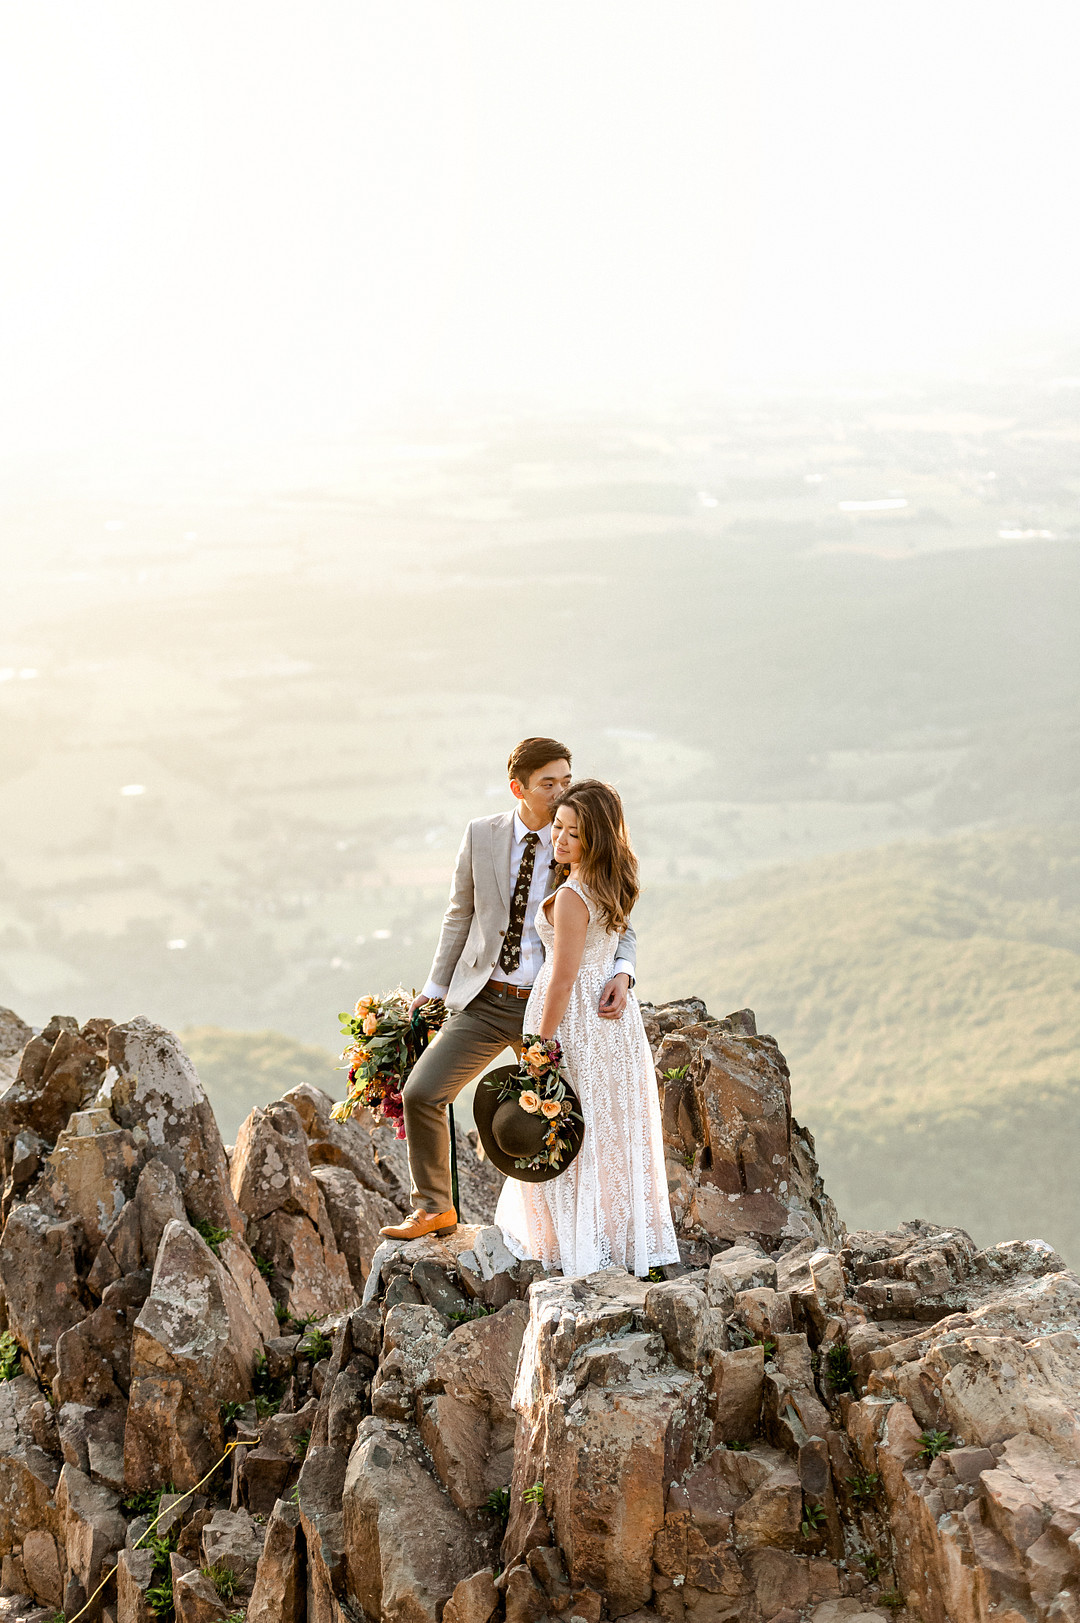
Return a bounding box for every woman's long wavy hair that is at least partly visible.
[552,779,639,932]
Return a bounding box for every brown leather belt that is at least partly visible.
[485,978,533,1001]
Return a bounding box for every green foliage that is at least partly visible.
[220,1400,247,1428]
[254,1254,275,1280]
[121,1484,167,1518]
[522,1482,545,1505]
[294,1431,311,1457]
[253,1351,288,1419]
[299,1326,333,1361]
[723,1439,750,1451]
[0,1331,21,1382]
[202,1564,240,1603]
[661,1066,690,1080]
[647,1268,665,1282]
[274,1299,291,1325]
[862,1552,882,1582]
[879,1593,905,1611]
[447,1302,496,1323]
[145,1577,174,1620]
[800,1502,827,1539]
[846,1471,881,1501]
[826,1343,858,1395]
[918,1429,952,1462]
[194,1218,231,1257]
[754,1337,777,1361]
[485,1487,511,1529]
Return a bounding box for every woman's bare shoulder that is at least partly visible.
[543,883,590,924]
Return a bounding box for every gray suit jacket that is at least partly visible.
[428,811,637,1012]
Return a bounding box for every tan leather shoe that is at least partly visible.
[379,1207,458,1241]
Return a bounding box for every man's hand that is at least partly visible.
[408,992,429,1016]
[598,972,631,1020]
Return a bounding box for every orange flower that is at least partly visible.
[355,996,374,1016]
[524,1043,547,1071]
[519,1090,541,1114]
[362,1011,378,1036]
[540,1098,561,1119]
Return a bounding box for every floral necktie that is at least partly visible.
[499,831,539,974]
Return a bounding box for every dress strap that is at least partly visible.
[565,877,600,921]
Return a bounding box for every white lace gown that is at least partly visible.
[496,878,680,1279]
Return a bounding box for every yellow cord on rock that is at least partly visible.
[65,1437,248,1623]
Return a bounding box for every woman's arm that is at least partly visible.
[535,887,589,1039]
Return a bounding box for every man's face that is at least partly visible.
[510,758,572,824]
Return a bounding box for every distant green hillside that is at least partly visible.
[180,1025,343,1143]
[638,824,1080,1264]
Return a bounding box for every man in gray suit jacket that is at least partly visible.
[380,736,637,1240]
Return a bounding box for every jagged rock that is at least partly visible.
[231,1101,322,1223]
[642,1000,843,1253]
[246,1201,357,1321]
[200,1508,265,1593]
[0,1204,86,1382]
[420,1300,528,1509]
[101,1018,243,1242]
[443,1569,499,1623]
[0,1007,32,1062]
[370,1303,449,1422]
[644,1276,721,1369]
[115,1545,155,1623]
[0,1018,108,1147]
[124,1219,264,1490]
[56,1463,127,1613]
[311,1162,400,1294]
[295,1441,351,1623]
[0,1377,62,1558]
[173,1560,229,1623]
[217,1238,280,1343]
[133,1158,187,1260]
[38,1108,143,1251]
[505,1271,699,1616]
[231,1108,356,1319]
[54,1271,152,1407]
[343,1417,497,1623]
[20,1530,62,1610]
[58,1400,128,1491]
[283,1082,405,1201]
[247,1497,304,1623]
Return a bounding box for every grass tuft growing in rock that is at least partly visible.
[485,1487,511,1530]
[522,1481,545,1504]
[846,1470,881,1500]
[298,1326,333,1360]
[194,1218,231,1257]
[0,1330,21,1382]
[203,1563,240,1602]
[800,1502,827,1539]
[825,1342,858,1395]
[447,1302,496,1323]
[253,1253,275,1280]
[918,1428,952,1462]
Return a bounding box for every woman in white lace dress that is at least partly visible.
[496,780,680,1279]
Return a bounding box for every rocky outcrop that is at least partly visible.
[0,997,1076,1623]
[642,999,843,1259]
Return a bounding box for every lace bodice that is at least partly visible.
[496,876,679,1288]
[534,877,618,981]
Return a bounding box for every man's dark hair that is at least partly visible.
[507,737,572,788]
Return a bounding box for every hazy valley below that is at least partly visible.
[2,366,1078,1260]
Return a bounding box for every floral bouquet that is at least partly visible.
[330,991,447,1137]
[486,1034,582,1171]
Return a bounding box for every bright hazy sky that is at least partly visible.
[2,2,1079,445]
